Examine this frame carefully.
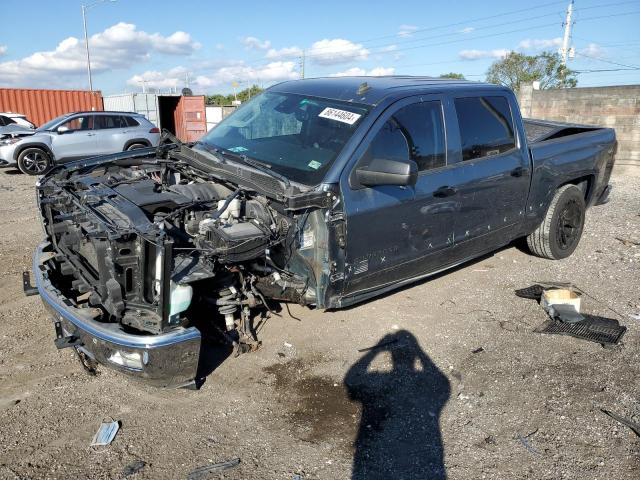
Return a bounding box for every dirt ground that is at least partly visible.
[0,167,638,480]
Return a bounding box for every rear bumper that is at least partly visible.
[34,242,201,387]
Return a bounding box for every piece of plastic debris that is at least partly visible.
[283,342,293,348]
[90,419,120,446]
[472,347,484,354]
[601,409,640,437]
[122,460,146,477]
[357,338,398,352]
[187,458,241,480]
[517,434,540,454]
[629,313,640,321]
[548,304,585,324]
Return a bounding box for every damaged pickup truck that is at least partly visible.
[30,77,616,387]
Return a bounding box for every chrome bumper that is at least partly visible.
[34,242,202,388]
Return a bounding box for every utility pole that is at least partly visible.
[81,1,116,92]
[560,0,574,65]
[299,50,305,79]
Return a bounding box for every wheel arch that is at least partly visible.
[123,138,151,150]
[14,142,55,162]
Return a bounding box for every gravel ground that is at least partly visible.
[0,168,638,480]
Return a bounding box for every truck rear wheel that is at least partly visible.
[526,184,585,260]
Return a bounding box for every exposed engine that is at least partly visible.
[36,153,320,353]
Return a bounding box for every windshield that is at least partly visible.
[198,92,370,185]
[37,114,72,131]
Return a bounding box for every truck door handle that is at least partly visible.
[433,186,457,198]
[511,166,524,177]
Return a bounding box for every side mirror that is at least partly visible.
[355,158,418,187]
[56,126,70,134]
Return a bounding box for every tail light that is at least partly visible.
[149,127,160,133]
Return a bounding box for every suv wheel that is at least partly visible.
[17,148,52,175]
[126,143,148,151]
[526,184,586,260]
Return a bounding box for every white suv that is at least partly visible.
[0,111,160,175]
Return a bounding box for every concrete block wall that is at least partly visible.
[518,84,640,172]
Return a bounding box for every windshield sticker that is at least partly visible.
[308,160,322,170]
[318,107,361,125]
[227,146,248,153]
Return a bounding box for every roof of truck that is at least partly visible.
[270,76,507,105]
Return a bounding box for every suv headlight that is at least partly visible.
[0,137,22,146]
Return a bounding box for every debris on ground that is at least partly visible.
[601,409,640,437]
[535,315,627,345]
[122,460,146,477]
[629,313,640,321]
[472,347,484,354]
[187,457,241,480]
[516,283,628,345]
[357,338,398,352]
[614,237,640,247]
[90,419,120,447]
[516,429,540,455]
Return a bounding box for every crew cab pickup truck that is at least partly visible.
[30,77,616,387]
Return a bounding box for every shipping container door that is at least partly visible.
[175,96,206,142]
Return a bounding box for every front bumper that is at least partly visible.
[34,242,202,387]
[0,143,18,167]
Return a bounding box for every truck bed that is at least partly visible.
[523,118,606,144]
[524,118,616,218]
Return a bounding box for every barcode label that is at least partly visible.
[318,107,361,125]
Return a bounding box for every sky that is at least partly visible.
[0,0,638,95]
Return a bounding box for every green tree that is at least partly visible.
[439,72,465,80]
[206,85,264,105]
[486,51,577,92]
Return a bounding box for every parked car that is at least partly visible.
[29,77,616,387]
[0,111,160,175]
[0,112,35,129]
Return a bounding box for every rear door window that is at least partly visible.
[454,96,516,161]
[96,115,128,129]
[124,116,140,127]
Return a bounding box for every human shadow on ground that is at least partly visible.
[344,330,451,480]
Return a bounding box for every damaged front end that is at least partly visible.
[33,146,338,387]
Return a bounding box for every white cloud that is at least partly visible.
[579,43,605,58]
[308,38,369,65]
[330,66,395,77]
[265,46,303,59]
[242,36,271,50]
[380,45,398,52]
[0,23,200,87]
[517,37,562,50]
[215,43,225,50]
[398,24,419,38]
[458,49,510,60]
[0,45,6,56]
[459,27,475,34]
[128,61,299,91]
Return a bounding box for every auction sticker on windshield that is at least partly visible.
[318,107,361,125]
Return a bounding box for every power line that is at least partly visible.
[574,51,640,69]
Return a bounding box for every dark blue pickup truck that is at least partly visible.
[32,77,616,386]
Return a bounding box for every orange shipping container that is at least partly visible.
[0,88,103,127]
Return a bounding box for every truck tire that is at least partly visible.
[526,184,586,260]
[17,147,52,175]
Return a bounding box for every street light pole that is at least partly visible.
[81,0,116,92]
[81,5,93,91]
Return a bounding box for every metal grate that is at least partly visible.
[536,315,626,345]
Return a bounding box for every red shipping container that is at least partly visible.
[0,88,103,127]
